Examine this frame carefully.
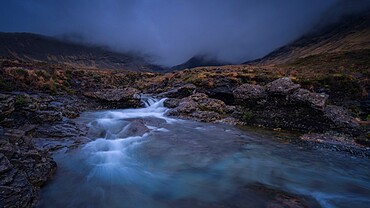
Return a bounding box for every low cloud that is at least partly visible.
[1,0,369,66]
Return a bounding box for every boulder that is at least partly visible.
[84,88,141,108]
[163,98,180,108]
[233,84,266,106]
[265,77,300,95]
[167,93,229,122]
[290,89,329,110]
[157,83,196,99]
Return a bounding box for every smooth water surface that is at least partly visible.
[39,97,370,208]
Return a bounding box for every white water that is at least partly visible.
[39,97,370,208]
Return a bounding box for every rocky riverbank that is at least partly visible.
[0,90,142,207]
[0,73,369,207]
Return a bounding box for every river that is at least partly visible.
[38,97,370,208]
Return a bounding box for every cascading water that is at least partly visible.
[39,96,370,208]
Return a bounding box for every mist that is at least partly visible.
[1,0,369,66]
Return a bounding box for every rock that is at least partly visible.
[203,77,238,105]
[0,94,15,121]
[233,84,267,106]
[291,89,329,110]
[164,98,180,108]
[265,77,300,95]
[0,130,56,208]
[116,120,150,138]
[167,93,228,122]
[324,105,360,135]
[32,110,63,123]
[157,83,196,99]
[300,133,370,157]
[84,88,141,108]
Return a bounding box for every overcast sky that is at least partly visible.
[0,0,369,66]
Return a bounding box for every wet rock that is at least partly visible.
[157,83,196,99]
[34,120,87,139]
[233,84,267,106]
[265,77,301,95]
[291,89,329,110]
[0,130,56,208]
[117,120,150,138]
[84,88,141,108]
[300,133,370,157]
[164,98,180,108]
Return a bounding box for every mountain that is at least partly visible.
[171,56,229,71]
[0,32,164,72]
[248,11,370,66]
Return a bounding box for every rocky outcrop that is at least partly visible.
[0,92,90,207]
[165,93,235,123]
[0,127,56,208]
[84,88,141,108]
[232,77,360,135]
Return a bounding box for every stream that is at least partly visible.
[39,97,370,208]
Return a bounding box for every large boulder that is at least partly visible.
[290,89,329,110]
[167,93,231,122]
[265,77,301,95]
[232,77,360,134]
[233,84,267,106]
[84,88,141,108]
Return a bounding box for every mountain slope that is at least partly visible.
[250,12,370,66]
[0,32,164,72]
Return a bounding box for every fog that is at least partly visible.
[1,0,369,66]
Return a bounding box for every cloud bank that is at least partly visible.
[1,0,369,66]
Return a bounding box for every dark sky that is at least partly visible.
[0,0,369,66]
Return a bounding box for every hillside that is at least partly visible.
[0,32,164,72]
[250,12,370,66]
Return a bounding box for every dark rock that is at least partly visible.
[116,120,150,138]
[265,77,300,95]
[84,88,141,108]
[291,89,328,110]
[164,98,180,108]
[157,83,196,99]
[203,77,238,105]
[0,94,15,121]
[32,110,63,124]
[324,105,360,135]
[0,130,56,208]
[167,93,229,122]
[300,133,370,157]
[233,84,267,106]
